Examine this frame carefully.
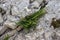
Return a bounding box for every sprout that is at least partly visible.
[16,8,46,32]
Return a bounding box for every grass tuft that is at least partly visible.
[16,8,46,32]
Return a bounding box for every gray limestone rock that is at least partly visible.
[4,21,17,29]
[0,0,60,40]
[0,26,7,35]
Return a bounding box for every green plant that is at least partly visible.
[16,8,46,32]
[4,35,10,40]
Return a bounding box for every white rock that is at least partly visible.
[4,21,17,29]
[0,26,7,35]
[17,0,29,11]
[0,29,17,40]
[11,6,26,17]
[36,0,43,4]
[31,1,40,8]
[55,8,60,19]
[7,15,20,22]
[15,33,26,40]
[9,33,17,40]
[11,6,20,16]
[0,0,60,40]
[24,7,31,12]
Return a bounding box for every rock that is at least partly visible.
[0,0,60,40]
[0,14,3,24]
[0,29,17,40]
[9,33,17,40]
[3,14,7,21]
[55,28,60,36]
[15,33,26,40]
[30,1,40,8]
[0,26,7,35]
[7,15,20,22]
[36,0,43,4]
[16,0,29,11]
[55,8,60,19]
[11,6,20,16]
[0,26,22,40]
[4,21,17,29]
[29,0,35,3]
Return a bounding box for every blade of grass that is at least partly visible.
[16,8,46,32]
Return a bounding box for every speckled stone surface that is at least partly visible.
[0,0,60,40]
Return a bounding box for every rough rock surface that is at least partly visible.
[0,0,60,40]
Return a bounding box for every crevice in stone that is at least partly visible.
[10,5,13,15]
[29,0,35,4]
[0,7,6,16]
[40,0,48,9]
[0,28,12,37]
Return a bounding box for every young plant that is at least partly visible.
[4,35,10,40]
[16,8,46,32]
